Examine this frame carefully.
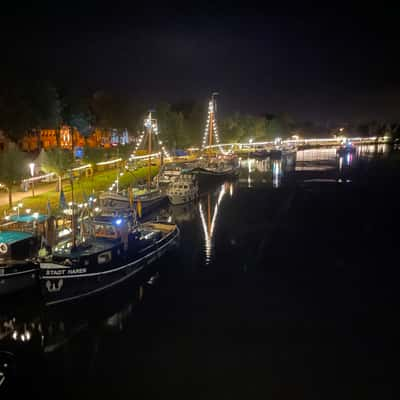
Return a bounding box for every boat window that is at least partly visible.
[98,251,112,264]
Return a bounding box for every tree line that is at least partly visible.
[1,79,399,150]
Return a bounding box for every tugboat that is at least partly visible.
[0,214,47,296]
[337,140,356,156]
[39,214,179,306]
[167,174,199,205]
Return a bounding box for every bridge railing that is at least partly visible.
[202,136,390,150]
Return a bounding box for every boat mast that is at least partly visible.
[208,93,219,157]
[147,111,152,191]
[70,173,77,250]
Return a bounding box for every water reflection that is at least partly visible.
[0,279,156,392]
[272,160,282,188]
[239,155,295,188]
[169,201,197,223]
[198,184,228,264]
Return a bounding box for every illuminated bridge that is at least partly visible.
[202,136,391,153]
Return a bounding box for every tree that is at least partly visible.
[83,146,109,171]
[0,80,62,147]
[41,149,74,191]
[0,147,27,207]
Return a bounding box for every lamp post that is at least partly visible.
[29,163,35,197]
[13,203,23,217]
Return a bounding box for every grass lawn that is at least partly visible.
[1,166,159,215]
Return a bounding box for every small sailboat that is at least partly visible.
[99,111,168,216]
[192,94,239,182]
[167,174,199,205]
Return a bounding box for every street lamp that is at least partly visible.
[13,203,23,217]
[29,163,35,197]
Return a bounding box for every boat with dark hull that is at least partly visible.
[249,150,270,159]
[192,165,239,180]
[0,215,47,297]
[270,146,297,160]
[337,142,356,156]
[99,189,168,216]
[39,216,179,306]
[191,157,239,183]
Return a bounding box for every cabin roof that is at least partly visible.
[0,230,33,244]
[10,214,48,223]
[93,215,127,225]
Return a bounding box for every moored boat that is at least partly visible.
[191,158,239,182]
[156,162,195,186]
[0,215,46,296]
[39,215,179,306]
[337,141,356,156]
[167,174,199,205]
[99,188,168,216]
[249,149,270,159]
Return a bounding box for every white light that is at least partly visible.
[96,158,122,166]
[32,212,39,219]
[26,208,31,214]
[70,164,91,172]
[29,163,35,177]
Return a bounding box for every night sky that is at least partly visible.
[2,4,400,123]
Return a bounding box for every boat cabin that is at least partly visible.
[93,216,130,240]
[0,214,47,261]
[0,231,38,261]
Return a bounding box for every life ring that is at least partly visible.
[0,243,8,255]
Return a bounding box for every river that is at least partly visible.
[0,144,397,399]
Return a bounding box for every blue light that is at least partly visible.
[115,219,122,226]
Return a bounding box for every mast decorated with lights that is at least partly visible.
[201,92,227,156]
[120,111,171,194]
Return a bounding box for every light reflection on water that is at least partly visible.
[0,144,395,396]
[272,160,282,188]
[198,184,228,264]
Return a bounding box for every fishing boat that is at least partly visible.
[39,215,179,306]
[0,214,47,296]
[167,174,199,205]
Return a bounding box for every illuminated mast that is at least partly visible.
[201,92,221,154]
[142,112,171,190]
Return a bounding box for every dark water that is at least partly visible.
[1,143,398,399]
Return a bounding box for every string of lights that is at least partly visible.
[201,98,230,155]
